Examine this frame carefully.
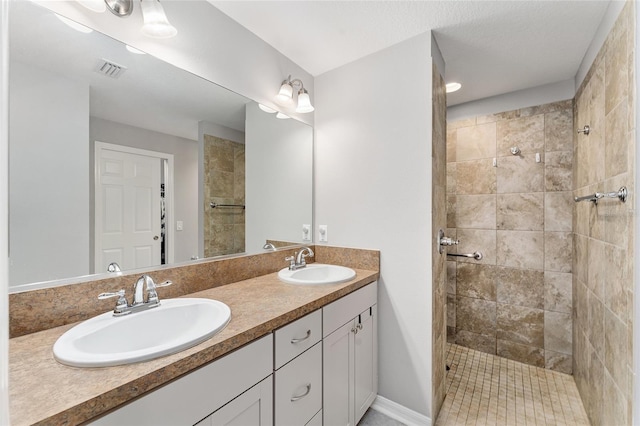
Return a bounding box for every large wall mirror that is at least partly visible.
[8,1,313,291]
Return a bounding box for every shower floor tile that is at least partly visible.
[435,344,590,425]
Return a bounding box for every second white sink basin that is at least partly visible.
[53,298,231,368]
[278,263,356,285]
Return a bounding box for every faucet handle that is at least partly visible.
[98,289,128,312]
[146,279,172,305]
[285,255,296,269]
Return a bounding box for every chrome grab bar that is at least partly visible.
[447,251,483,261]
[574,186,627,204]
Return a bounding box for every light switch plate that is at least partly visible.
[176,221,183,231]
[302,224,311,241]
[319,225,328,242]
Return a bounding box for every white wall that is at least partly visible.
[245,102,313,253]
[90,117,199,263]
[34,0,313,126]
[9,62,90,287]
[315,33,434,420]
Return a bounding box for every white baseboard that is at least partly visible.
[370,395,431,426]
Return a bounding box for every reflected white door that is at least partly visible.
[95,143,162,272]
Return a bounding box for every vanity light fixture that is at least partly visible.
[274,75,314,113]
[140,0,178,39]
[78,0,107,13]
[445,82,462,93]
[258,104,277,113]
[105,0,133,17]
[276,112,290,120]
[55,14,93,33]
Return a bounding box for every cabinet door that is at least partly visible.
[203,376,273,426]
[354,305,377,424]
[323,320,355,426]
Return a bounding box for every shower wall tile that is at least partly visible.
[544,231,572,273]
[456,194,496,229]
[574,233,588,284]
[545,109,573,152]
[456,263,496,301]
[456,296,496,336]
[497,304,544,347]
[496,155,544,193]
[496,267,544,309]
[605,100,629,179]
[545,150,573,191]
[455,329,496,355]
[544,191,573,231]
[455,159,496,194]
[456,229,496,265]
[544,271,572,314]
[446,163,457,194]
[456,123,496,161]
[446,195,456,228]
[603,370,628,426]
[446,261,456,295]
[604,12,628,115]
[545,350,572,374]
[588,291,605,359]
[446,127,457,163]
[496,193,543,231]
[587,238,606,300]
[545,311,572,354]
[604,244,628,318]
[496,230,544,270]
[604,307,629,389]
[496,340,544,367]
[497,115,544,155]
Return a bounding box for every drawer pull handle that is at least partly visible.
[291,383,312,402]
[290,329,311,344]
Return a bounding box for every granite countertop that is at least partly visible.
[9,269,379,426]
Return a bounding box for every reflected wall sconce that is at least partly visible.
[97,0,178,38]
[274,75,314,113]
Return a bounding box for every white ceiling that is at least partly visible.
[209,0,613,106]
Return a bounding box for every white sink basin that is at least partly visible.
[278,263,356,285]
[53,298,231,368]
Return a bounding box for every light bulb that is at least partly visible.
[141,0,178,39]
[295,89,314,113]
[274,81,294,106]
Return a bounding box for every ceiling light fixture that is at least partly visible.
[140,0,178,39]
[445,82,462,93]
[274,75,314,113]
[55,14,93,33]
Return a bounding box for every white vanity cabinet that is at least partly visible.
[273,310,323,425]
[323,282,378,426]
[90,334,273,426]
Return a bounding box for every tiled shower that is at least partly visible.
[444,2,635,424]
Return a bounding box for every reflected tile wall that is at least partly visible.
[446,99,573,373]
[573,2,635,424]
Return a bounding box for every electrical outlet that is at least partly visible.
[319,225,328,242]
[302,224,311,241]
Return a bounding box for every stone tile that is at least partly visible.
[544,109,573,152]
[456,263,496,301]
[589,183,606,241]
[496,155,544,193]
[604,307,629,394]
[446,163,456,194]
[456,122,496,161]
[545,350,572,374]
[587,238,605,300]
[544,311,572,354]
[497,115,544,155]
[605,98,628,178]
[496,193,543,231]
[455,330,496,355]
[447,293,456,328]
[455,159,496,194]
[603,370,628,426]
[446,127,456,163]
[456,194,496,229]
[544,271,572,314]
[446,195,456,228]
[588,291,605,359]
[574,234,588,284]
[456,229,496,265]
[544,231,572,273]
[575,278,588,329]
[544,192,572,232]
[602,174,631,250]
[604,15,628,115]
[448,117,476,130]
[456,296,496,336]
[446,326,456,343]
[496,230,543,270]
[496,340,544,367]
[496,267,544,309]
[497,304,544,347]
[604,244,628,319]
[544,150,572,191]
[446,260,456,294]
[574,187,592,237]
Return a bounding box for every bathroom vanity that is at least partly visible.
[8,258,378,426]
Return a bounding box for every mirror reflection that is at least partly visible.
[8,1,313,290]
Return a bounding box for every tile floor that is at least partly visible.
[435,344,590,425]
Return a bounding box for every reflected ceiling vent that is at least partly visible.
[95,59,127,79]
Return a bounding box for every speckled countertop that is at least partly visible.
[9,269,378,426]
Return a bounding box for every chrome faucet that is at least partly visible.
[285,247,314,270]
[98,274,172,316]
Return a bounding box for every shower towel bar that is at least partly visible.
[209,202,245,209]
[447,251,483,260]
[574,186,627,204]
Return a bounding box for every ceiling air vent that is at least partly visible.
[95,59,127,79]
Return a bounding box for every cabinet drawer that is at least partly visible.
[275,342,322,425]
[275,309,321,369]
[323,281,377,337]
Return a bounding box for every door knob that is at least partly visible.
[153,236,159,240]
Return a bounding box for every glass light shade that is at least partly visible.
[276,112,290,119]
[258,104,277,113]
[274,82,294,106]
[295,90,314,113]
[55,14,93,33]
[141,0,178,39]
[445,82,462,93]
[78,0,107,12]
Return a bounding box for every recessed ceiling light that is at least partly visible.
[125,45,146,55]
[55,14,93,34]
[446,82,462,93]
